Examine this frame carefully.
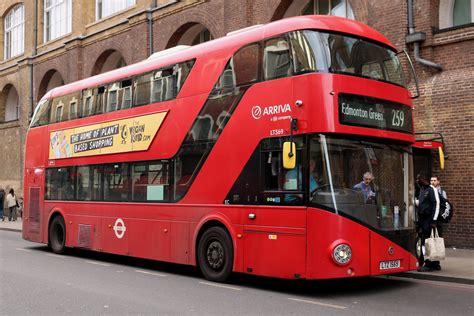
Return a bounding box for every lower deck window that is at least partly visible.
[46,160,170,202]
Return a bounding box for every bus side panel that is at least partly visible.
[170,221,190,264]
[243,227,306,278]
[242,207,307,279]
[23,127,46,244]
[306,209,370,279]
[22,168,44,243]
[70,215,102,251]
[181,77,295,204]
[128,219,171,261]
[101,216,129,255]
[369,231,418,275]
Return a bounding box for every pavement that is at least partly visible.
[1,219,473,285]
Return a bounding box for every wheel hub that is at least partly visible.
[207,241,224,270]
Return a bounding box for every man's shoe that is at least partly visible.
[417,266,433,272]
[427,264,441,271]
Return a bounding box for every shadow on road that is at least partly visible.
[27,244,415,297]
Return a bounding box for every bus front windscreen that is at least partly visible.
[309,135,415,232]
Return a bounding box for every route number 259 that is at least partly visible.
[391,110,405,127]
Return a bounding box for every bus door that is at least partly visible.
[243,207,307,279]
[242,143,307,279]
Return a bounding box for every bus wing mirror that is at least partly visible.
[439,147,445,170]
[283,141,296,169]
[398,49,420,99]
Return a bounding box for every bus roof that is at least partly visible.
[45,15,395,99]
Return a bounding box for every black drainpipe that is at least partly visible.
[406,0,442,71]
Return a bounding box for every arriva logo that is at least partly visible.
[251,103,291,120]
[251,106,263,119]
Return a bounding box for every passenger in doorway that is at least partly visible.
[0,186,5,221]
[431,176,447,199]
[353,172,376,204]
[415,174,441,272]
[6,188,18,222]
[427,175,448,271]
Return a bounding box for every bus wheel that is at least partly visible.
[198,227,233,282]
[49,216,66,254]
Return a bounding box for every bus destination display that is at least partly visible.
[338,93,413,133]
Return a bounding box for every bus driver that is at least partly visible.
[353,172,376,204]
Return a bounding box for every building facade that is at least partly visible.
[0,0,472,247]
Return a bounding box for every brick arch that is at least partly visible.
[0,83,19,122]
[2,2,23,18]
[271,0,368,22]
[154,4,220,51]
[165,22,216,49]
[37,69,64,100]
[90,49,127,76]
[271,0,293,21]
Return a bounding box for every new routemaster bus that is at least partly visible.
[23,15,419,282]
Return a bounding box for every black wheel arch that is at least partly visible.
[195,220,234,265]
[48,211,67,248]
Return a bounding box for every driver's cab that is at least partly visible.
[280,134,414,231]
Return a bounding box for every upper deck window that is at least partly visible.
[287,30,405,87]
[264,37,293,80]
[30,99,51,127]
[96,0,136,20]
[320,32,406,87]
[289,31,327,74]
[29,60,195,128]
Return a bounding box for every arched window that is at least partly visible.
[303,0,355,19]
[44,0,72,42]
[96,0,136,20]
[192,29,213,45]
[4,86,20,121]
[166,23,213,48]
[4,4,24,60]
[439,0,474,28]
[453,0,473,26]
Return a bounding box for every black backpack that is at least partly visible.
[437,190,453,223]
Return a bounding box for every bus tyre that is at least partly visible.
[198,227,233,282]
[49,216,66,254]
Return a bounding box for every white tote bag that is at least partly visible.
[425,228,445,261]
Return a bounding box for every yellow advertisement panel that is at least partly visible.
[49,112,167,159]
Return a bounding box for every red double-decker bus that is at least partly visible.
[23,15,419,282]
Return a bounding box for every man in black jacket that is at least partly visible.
[416,174,441,272]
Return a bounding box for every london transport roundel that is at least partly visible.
[113,218,127,239]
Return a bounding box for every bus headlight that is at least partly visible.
[332,243,352,265]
